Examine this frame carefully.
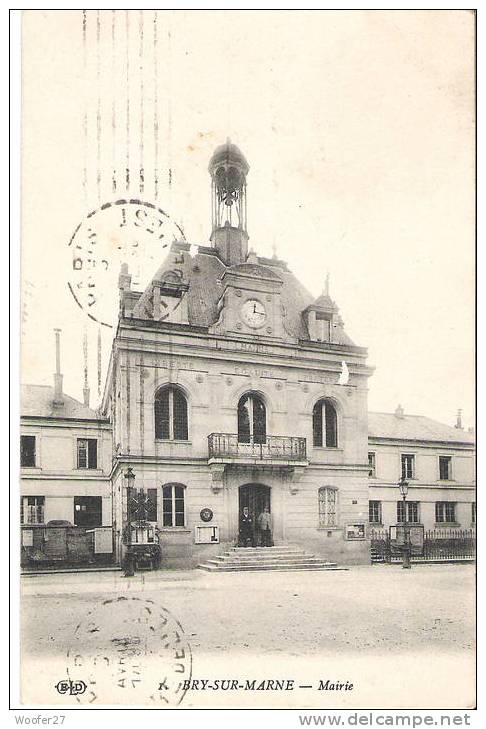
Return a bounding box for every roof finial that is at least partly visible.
[455,409,463,429]
[395,403,404,418]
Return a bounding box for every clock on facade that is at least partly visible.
[241,299,267,329]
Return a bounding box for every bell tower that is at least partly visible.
[209,139,249,265]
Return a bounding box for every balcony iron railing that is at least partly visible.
[208,433,307,462]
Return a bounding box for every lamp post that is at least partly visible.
[124,467,135,577]
[398,475,411,570]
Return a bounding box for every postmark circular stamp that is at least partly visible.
[67,199,185,328]
[65,595,192,706]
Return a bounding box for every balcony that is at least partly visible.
[208,433,307,466]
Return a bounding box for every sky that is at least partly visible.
[21,10,475,428]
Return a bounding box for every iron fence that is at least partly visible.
[370,527,476,562]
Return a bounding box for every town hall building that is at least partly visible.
[20,142,476,570]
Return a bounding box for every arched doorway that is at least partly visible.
[238,484,271,546]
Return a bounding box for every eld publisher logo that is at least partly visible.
[55,680,87,696]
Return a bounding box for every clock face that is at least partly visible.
[241,298,267,328]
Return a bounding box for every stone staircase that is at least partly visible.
[197,545,341,572]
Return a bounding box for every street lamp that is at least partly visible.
[124,467,136,577]
[398,475,411,570]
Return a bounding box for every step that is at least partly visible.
[212,552,315,562]
[205,557,327,567]
[228,545,303,551]
[198,561,340,572]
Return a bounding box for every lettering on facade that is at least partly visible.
[299,375,337,385]
[216,340,272,355]
[152,358,195,371]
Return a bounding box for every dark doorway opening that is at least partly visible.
[238,484,271,545]
[74,496,102,527]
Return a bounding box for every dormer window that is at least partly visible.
[315,312,331,342]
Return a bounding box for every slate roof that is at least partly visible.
[368,412,475,445]
[21,384,105,421]
[312,293,337,310]
[227,262,283,281]
[131,245,356,346]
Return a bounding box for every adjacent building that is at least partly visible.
[20,331,112,566]
[367,407,475,531]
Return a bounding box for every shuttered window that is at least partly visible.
[77,438,97,469]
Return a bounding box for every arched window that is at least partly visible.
[313,399,338,447]
[154,386,188,441]
[162,483,186,527]
[237,393,266,444]
[319,487,338,527]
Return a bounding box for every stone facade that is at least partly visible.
[20,386,112,533]
[19,142,476,569]
[368,409,475,531]
[104,314,372,567]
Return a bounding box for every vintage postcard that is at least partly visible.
[17,9,475,712]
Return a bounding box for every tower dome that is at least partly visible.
[209,139,249,266]
[208,139,249,176]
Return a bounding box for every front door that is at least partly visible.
[238,484,271,544]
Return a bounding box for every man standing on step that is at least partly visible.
[239,506,254,547]
[258,505,273,547]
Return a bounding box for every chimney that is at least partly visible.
[118,262,132,292]
[83,329,90,408]
[395,404,404,418]
[455,409,463,430]
[53,329,63,405]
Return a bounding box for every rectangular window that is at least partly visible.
[369,500,382,524]
[319,487,338,527]
[20,496,45,525]
[74,496,102,527]
[439,456,452,480]
[77,438,98,469]
[401,454,415,480]
[162,484,185,527]
[435,502,457,524]
[368,452,376,478]
[21,435,36,467]
[397,501,420,523]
